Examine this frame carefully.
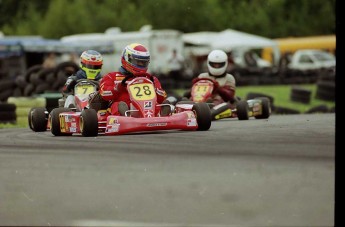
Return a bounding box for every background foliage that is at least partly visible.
[0,0,335,39]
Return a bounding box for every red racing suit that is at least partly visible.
[99,71,167,115]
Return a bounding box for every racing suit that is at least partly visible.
[61,70,102,108]
[99,67,167,115]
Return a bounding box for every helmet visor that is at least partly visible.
[129,55,150,68]
[81,62,102,70]
[209,61,226,68]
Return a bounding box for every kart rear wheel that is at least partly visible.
[254,97,271,119]
[236,100,249,120]
[28,107,48,132]
[49,107,72,136]
[80,109,98,137]
[192,102,212,131]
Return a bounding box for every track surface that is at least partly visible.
[0,114,335,226]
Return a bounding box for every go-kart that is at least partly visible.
[48,75,212,137]
[28,79,99,132]
[180,77,271,121]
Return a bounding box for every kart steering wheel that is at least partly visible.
[121,74,135,86]
[121,73,154,86]
[192,77,216,84]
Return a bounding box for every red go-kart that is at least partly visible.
[28,79,99,132]
[180,77,271,121]
[48,76,212,136]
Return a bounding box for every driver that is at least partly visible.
[99,43,167,116]
[62,50,103,108]
[184,49,236,106]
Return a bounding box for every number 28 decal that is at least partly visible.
[129,83,156,100]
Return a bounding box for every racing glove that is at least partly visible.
[62,76,77,94]
[212,80,220,94]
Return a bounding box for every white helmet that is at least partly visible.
[207,50,228,76]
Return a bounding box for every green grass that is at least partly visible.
[235,84,335,112]
[0,84,335,129]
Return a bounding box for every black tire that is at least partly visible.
[192,102,212,131]
[0,103,16,112]
[23,84,35,97]
[80,109,98,137]
[246,92,274,106]
[273,106,300,115]
[0,89,13,102]
[34,83,50,94]
[54,61,79,77]
[28,107,48,132]
[14,75,28,89]
[236,100,249,120]
[254,97,271,119]
[49,107,72,136]
[24,65,43,83]
[0,79,16,90]
[290,86,312,104]
[0,111,16,123]
[305,105,329,114]
[315,81,335,101]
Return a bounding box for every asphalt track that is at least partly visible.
[0,113,335,226]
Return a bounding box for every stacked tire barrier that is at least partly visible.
[290,86,312,104]
[0,61,78,124]
[7,97,46,123]
[0,102,17,124]
[11,61,79,98]
[315,75,335,102]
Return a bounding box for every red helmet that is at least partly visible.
[121,43,150,74]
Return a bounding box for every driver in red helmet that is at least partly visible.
[99,43,167,116]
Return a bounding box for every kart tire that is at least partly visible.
[192,102,211,131]
[28,107,48,132]
[49,107,72,136]
[80,109,98,137]
[254,97,271,119]
[236,100,249,120]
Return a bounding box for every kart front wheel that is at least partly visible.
[236,100,249,120]
[254,97,271,119]
[49,107,72,136]
[192,102,212,131]
[80,109,98,137]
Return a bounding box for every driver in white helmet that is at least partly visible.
[184,49,236,105]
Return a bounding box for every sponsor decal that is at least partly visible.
[145,110,154,118]
[187,119,197,126]
[71,122,77,127]
[106,124,119,133]
[108,117,119,125]
[144,101,152,109]
[146,122,167,127]
[186,112,195,118]
[70,127,77,133]
[101,90,112,96]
